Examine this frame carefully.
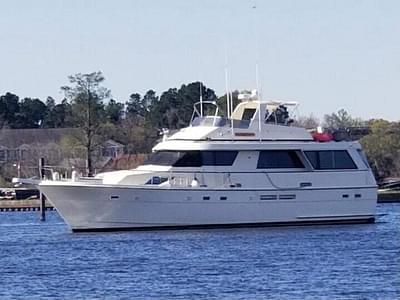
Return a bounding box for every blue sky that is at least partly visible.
[1,0,399,121]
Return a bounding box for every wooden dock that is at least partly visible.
[378,190,400,203]
[0,199,54,212]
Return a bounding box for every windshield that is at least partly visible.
[191,116,250,129]
[144,151,186,166]
[191,116,227,127]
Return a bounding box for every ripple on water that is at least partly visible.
[0,204,399,300]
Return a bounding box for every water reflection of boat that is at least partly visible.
[14,93,377,232]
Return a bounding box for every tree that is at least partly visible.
[360,120,400,179]
[61,71,110,176]
[142,89,158,111]
[0,92,20,128]
[0,94,48,129]
[323,109,364,128]
[111,90,159,154]
[149,82,217,129]
[43,98,74,128]
[14,97,48,128]
[149,88,179,129]
[126,93,147,120]
[105,99,124,124]
[293,114,320,129]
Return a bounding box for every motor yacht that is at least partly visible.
[13,93,377,231]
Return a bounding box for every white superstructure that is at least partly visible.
[14,98,377,232]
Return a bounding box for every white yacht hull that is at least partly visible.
[40,183,377,232]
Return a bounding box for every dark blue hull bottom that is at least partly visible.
[72,217,375,233]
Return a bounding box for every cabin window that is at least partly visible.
[257,150,304,169]
[201,151,238,166]
[144,151,238,167]
[174,152,202,167]
[242,108,256,121]
[145,176,169,185]
[144,151,183,166]
[304,150,357,170]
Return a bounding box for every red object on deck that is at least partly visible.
[312,132,333,142]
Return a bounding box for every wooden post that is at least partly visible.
[39,192,46,221]
[39,158,46,221]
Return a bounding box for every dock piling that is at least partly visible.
[39,158,46,221]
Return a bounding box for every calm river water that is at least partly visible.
[0,204,399,300]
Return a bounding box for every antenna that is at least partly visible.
[252,1,262,141]
[225,66,235,137]
[230,90,233,117]
[199,81,203,117]
[225,68,230,118]
[198,54,204,118]
[228,71,234,137]
[223,5,234,137]
[256,63,262,140]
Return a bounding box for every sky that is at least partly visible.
[0,0,399,121]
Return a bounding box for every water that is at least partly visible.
[0,204,399,300]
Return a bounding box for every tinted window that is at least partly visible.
[334,151,357,169]
[305,150,357,170]
[202,151,238,166]
[257,150,304,169]
[144,151,237,167]
[144,151,180,166]
[174,151,202,167]
[242,108,256,121]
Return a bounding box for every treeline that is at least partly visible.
[0,76,217,131]
[1,71,399,179]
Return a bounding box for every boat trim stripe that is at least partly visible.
[296,214,374,219]
[40,184,378,192]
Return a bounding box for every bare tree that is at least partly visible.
[61,72,110,176]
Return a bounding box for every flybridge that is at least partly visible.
[164,93,313,142]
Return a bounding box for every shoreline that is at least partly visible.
[377,190,400,203]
